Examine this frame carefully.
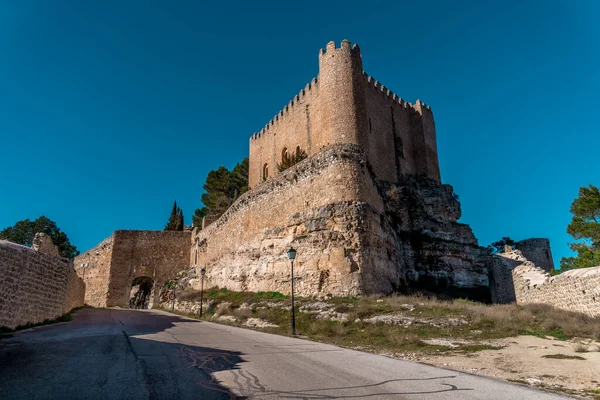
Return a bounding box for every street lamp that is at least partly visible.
[171,278,178,312]
[287,248,297,336]
[199,267,206,317]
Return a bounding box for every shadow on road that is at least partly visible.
[0,308,247,400]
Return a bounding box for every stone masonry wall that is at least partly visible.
[32,232,60,257]
[76,231,191,308]
[193,144,381,297]
[249,40,440,188]
[0,240,85,330]
[107,230,191,307]
[515,238,555,273]
[192,143,489,300]
[74,236,114,307]
[491,249,600,316]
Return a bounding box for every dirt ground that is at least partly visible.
[398,336,600,398]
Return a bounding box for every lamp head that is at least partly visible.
[287,248,297,260]
[200,267,206,277]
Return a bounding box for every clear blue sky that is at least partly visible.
[1,1,598,268]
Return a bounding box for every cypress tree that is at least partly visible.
[165,201,184,231]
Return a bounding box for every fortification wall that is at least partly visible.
[106,230,191,307]
[0,240,85,330]
[490,249,600,316]
[249,77,321,188]
[74,236,114,307]
[75,231,191,308]
[248,40,441,188]
[515,238,554,273]
[362,75,440,182]
[192,143,488,299]
[193,144,383,296]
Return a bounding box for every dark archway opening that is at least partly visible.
[130,276,154,309]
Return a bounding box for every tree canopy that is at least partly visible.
[560,185,600,272]
[164,200,184,231]
[192,158,249,229]
[0,216,79,259]
[486,237,516,255]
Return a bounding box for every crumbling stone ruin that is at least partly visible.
[0,235,84,329]
[489,246,600,317]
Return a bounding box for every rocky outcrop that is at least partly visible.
[188,144,490,301]
[369,177,490,300]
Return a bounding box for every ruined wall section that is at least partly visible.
[491,249,600,316]
[193,144,383,297]
[0,240,84,330]
[74,236,114,307]
[515,238,554,273]
[106,230,191,307]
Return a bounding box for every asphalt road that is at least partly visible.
[0,308,572,400]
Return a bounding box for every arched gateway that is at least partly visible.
[74,230,191,308]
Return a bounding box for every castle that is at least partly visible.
[3,41,598,331]
[73,40,493,307]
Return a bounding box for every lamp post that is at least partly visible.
[199,267,206,318]
[171,278,178,312]
[287,247,297,336]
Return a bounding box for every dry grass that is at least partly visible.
[166,289,600,356]
[575,343,590,353]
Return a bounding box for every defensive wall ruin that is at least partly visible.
[0,234,85,330]
[489,247,600,317]
[74,230,190,308]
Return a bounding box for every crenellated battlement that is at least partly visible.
[362,72,431,113]
[250,76,319,141]
[249,39,440,188]
[318,39,361,56]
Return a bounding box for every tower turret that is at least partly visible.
[317,40,369,152]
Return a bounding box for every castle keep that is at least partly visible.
[249,40,440,188]
[188,40,489,300]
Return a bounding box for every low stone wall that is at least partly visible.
[0,240,85,330]
[491,249,600,316]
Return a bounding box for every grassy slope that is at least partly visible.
[166,288,600,356]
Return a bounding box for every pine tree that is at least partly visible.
[560,185,600,272]
[198,158,250,226]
